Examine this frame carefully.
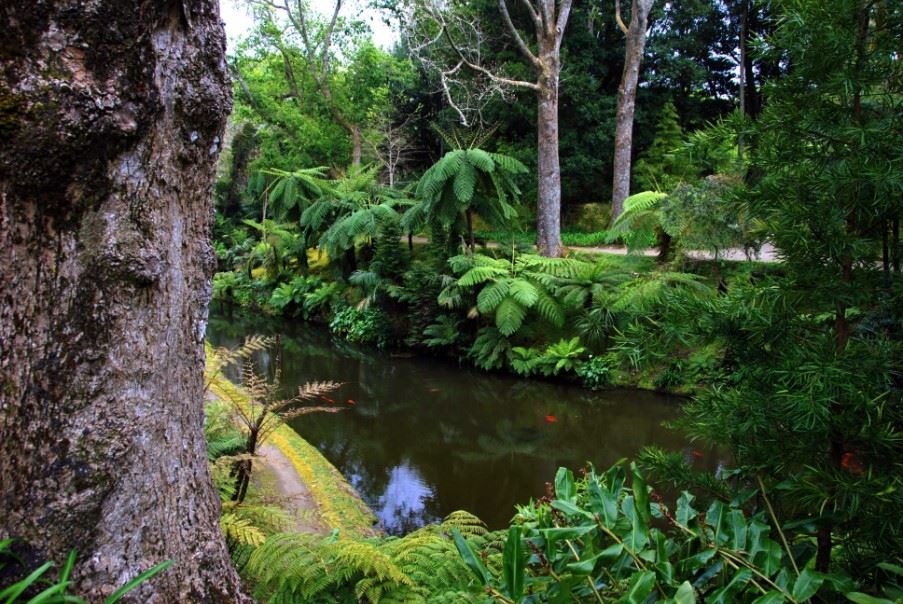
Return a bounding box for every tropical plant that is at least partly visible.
[301,165,413,272]
[260,166,329,222]
[450,252,579,337]
[575,355,614,390]
[606,190,669,256]
[454,463,857,603]
[268,275,337,319]
[245,511,495,603]
[242,218,301,277]
[329,306,391,347]
[510,337,586,377]
[422,315,463,349]
[207,338,342,503]
[467,326,514,371]
[405,148,527,250]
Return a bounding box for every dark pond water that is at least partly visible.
[207,314,715,536]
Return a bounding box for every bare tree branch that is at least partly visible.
[615,0,629,34]
[554,0,574,52]
[442,23,541,89]
[498,0,542,66]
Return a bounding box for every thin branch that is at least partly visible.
[442,25,541,89]
[317,0,344,81]
[498,0,542,67]
[615,0,629,34]
[554,0,574,52]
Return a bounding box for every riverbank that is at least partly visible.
[207,369,379,539]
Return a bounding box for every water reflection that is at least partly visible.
[207,314,716,535]
[373,462,439,534]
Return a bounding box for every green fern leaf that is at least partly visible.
[495,297,527,336]
[476,279,511,313]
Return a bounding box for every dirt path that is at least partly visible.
[407,236,778,262]
[252,443,328,535]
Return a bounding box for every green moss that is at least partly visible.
[0,94,22,135]
[208,369,378,539]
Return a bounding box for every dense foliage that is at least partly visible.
[208,0,903,599]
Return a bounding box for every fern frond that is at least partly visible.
[494,297,527,336]
[296,381,342,401]
[221,513,267,548]
[476,279,511,313]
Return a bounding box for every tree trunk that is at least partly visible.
[0,2,249,602]
[536,63,563,258]
[351,124,362,167]
[611,0,654,223]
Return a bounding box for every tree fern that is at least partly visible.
[245,512,491,603]
[607,190,668,252]
[260,166,330,223]
[409,148,525,249]
[453,251,572,337]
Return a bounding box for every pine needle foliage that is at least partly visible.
[246,511,496,603]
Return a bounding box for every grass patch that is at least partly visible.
[475,229,616,247]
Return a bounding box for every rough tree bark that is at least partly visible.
[0,1,250,602]
[611,0,654,223]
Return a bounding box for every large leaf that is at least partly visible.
[555,467,577,502]
[495,297,527,336]
[452,528,491,585]
[453,161,477,204]
[502,525,526,600]
[508,279,539,308]
[477,279,512,313]
[620,571,657,604]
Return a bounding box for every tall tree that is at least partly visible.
[681,0,903,579]
[407,0,574,256]
[611,0,654,222]
[0,2,249,601]
[250,0,367,166]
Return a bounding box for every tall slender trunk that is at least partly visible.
[0,1,249,601]
[893,217,900,273]
[351,124,362,166]
[611,0,654,223]
[536,64,563,257]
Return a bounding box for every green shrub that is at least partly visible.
[575,355,613,389]
[563,202,612,233]
[511,337,586,377]
[329,306,391,347]
[455,464,858,603]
